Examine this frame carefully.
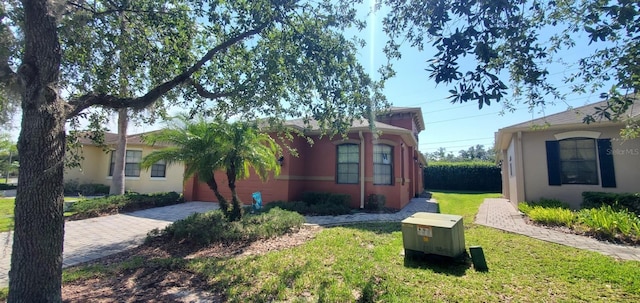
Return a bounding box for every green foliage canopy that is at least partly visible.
[380,0,639,137]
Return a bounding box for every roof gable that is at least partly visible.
[503,97,640,130]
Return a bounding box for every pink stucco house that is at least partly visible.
[184,107,427,210]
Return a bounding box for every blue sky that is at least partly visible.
[355,1,612,156]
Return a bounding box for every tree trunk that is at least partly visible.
[205,177,230,215]
[109,108,128,195]
[226,166,243,221]
[9,1,65,301]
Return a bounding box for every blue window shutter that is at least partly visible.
[597,139,616,188]
[545,141,561,186]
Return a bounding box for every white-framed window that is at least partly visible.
[150,160,166,178]
[337,144,359,184]
[109,150,142,177]
[373,144,393,185]
[559,138,598,185]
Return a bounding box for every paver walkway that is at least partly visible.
[475,198,640,261]
[0,202,219,286]
[304,197,439,226]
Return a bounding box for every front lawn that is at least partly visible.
[0,197,81,232]
[58,191,640,302]
[0,192,181,232]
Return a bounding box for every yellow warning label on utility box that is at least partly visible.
[417,225,433,237]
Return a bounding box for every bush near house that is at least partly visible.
[365,194,386,211]
[68,191,183,220]
[424,162,501,192]
[519,198,640,244]
[155,207,304,245]
[263,192,352,216]
[0,183,16,190]
[64,180,110,196]
[582,192,640,216]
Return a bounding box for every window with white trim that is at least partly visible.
[337,144,359,184]
[150,160,166,178]
[559,138,598,184]
[373,144,393,185]
[109,150,142,177]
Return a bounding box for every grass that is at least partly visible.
[59,190,640,301]
[0,196,94,232]
[0,198,14,232]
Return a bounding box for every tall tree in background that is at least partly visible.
[0,2,19,128]
[380,0,639,137]
[0,1,384,301]
[0,133,17,180]
[58,1,194,195]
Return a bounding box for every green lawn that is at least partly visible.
[61,191,640,301]
[0,198,14,231]
[0,197,80,232]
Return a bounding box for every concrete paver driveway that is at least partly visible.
[0,202,219,286]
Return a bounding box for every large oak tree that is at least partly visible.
[0,0,384,301]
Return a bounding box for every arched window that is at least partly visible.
[373,144,393,185]
[337,144,359,184]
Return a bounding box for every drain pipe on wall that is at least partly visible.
[359,131,365,209]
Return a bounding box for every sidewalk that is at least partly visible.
[304,197,439,226]
[475,198,640,261]
[0,202,219,286]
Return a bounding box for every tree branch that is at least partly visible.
[66,22,270,118]
[65,1,187,17]
[187,78,246,99]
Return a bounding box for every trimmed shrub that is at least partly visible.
[424,162,501,192]
[64,180,109,196]
[365,194,386,211]
[263,192,352,216]
[68,191,184,219]
[0,184,16,190]
[582,192,640,216]
[302,192,351,206]
[159,207,304,245]
[528,198,570,209]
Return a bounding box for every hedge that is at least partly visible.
[582,191,640,216]
[424,161,501,192]
[68,191,183,219]
[263,192,352,216]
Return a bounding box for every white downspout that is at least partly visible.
[359,131,365,208]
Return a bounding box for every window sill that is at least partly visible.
[150,177,167,180]
[106,176,141,180]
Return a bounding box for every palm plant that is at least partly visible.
[142,116,281,221]
[219,121,282,220]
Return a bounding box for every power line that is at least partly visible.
[421,142,494,151]
[426,110,504,124]
[420,137,493,145]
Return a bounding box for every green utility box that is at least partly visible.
[401,212,465,258]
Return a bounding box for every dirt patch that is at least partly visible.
[62,225,323,302]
